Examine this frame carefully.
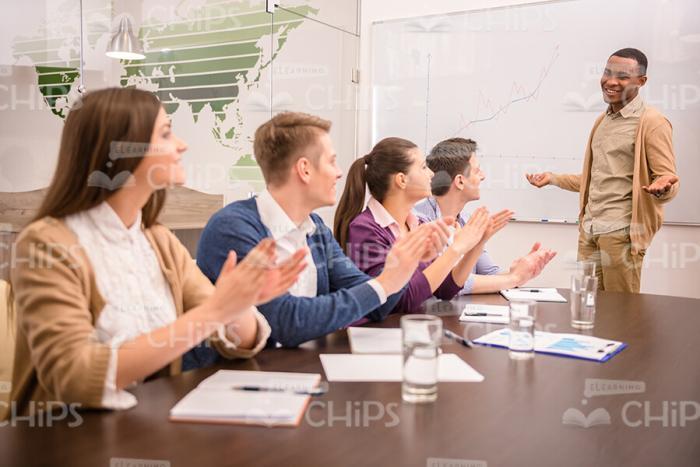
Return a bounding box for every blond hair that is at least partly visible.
[253,112,332,186]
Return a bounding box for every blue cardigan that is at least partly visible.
[196,198,402,347]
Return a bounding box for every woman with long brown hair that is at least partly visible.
[4,87,306,418]
[334,137,507,314]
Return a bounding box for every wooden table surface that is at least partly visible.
[1,290,699,467]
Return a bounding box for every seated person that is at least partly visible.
[334,137,506,314]
[5,88,304,420]
[197,113,440,348]
[415,137,556,294]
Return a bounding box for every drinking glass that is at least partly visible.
[401,314,442,403]
[508,301,537,360]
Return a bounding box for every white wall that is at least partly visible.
[357,0,700,298]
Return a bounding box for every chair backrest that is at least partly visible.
[0,280,15,406]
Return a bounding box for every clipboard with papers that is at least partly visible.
[473,329,627,362]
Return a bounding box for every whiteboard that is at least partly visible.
[371,0,700,224]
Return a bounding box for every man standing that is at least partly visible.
[527,48,679,292]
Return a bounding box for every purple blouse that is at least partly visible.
[346,207,463,314]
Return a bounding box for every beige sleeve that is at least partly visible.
[211,307,271,359]
[11,229,111,408]
[550,173,582,192]
[646,119,679,204]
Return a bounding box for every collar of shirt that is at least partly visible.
[256,189,316,241]
[86,201,143,243]
[367,197,419,238]
[607,93,645,119]
[425,197,465,226]
[256,190,317,297]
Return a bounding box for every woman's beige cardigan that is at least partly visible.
[3,217,270,419]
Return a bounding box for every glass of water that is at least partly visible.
[401,314,442,403]
[576,260,597,278]
[571,275,598,329]
[508,301,536,360]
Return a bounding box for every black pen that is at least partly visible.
[444,329,473,348]
[463,312,504,317]
[518,288,542,293]
[231,385,328,396]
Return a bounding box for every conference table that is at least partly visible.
[2,290,699,467]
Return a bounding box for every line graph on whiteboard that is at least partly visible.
[450,45,560,136]
[372,0,700,225]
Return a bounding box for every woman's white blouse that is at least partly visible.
[65,202,178,409]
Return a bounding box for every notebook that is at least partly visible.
[473,329,626,362]
[500,287,567,303]
[319,353,484,382]
[459,304,510,324]
[170,370,321,427]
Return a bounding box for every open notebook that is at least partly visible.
[170,370,321,427]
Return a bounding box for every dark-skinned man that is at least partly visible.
[526,48,679,293]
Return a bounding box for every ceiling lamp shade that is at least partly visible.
[106,16,145,60]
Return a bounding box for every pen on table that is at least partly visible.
[518,288,542,293]
[444,329,473,348]
[231,384,328,396]
[463,312,505,317]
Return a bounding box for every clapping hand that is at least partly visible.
[509,242,557,286]
[417,217,454,262]
[482,209,513,243]
[207,239,308,322]
[450,207,490,255]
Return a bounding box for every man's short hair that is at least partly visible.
[610,48,648,75]
[253,111,332,186]
[426,137,478,196]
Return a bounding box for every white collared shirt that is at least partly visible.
[256,190,318,297]
[256,190,387,303]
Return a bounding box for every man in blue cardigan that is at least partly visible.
[197,112,442,348]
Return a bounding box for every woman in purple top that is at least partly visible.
[334,137,507,314]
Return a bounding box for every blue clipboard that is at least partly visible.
[473,330,628,363]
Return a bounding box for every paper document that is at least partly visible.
[459,304,510,324]
[348,327,402,354]
[473,329,626,362]
[500,287,567,303]
[319,353,484,382]
[170,370,321,427]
